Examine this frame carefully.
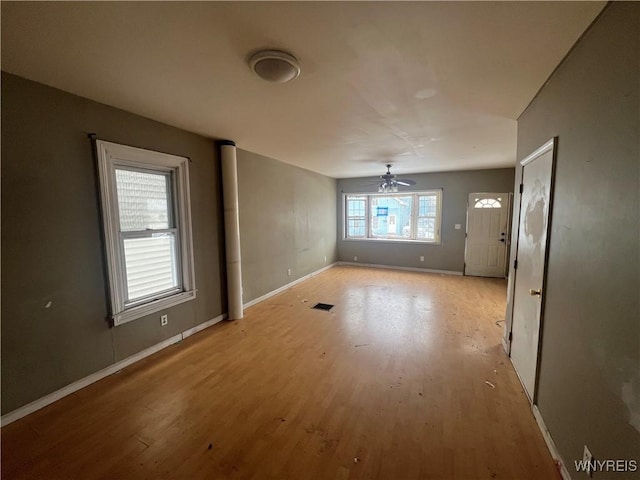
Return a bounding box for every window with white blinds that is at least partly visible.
[115,168,179,304]
[96,141,196,326]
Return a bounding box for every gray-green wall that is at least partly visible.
[1,72,226,414]
[337,168,515,273]
[237,150,337,303]
[1,73,338,416]
[508,3,639,475]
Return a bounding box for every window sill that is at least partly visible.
[113,289,197,326]
[342,237,441,246]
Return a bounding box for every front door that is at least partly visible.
[464,193,510,277]
[510,139,555,402]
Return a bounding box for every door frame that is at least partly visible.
[506,137,558,404]
[463,192,512,278]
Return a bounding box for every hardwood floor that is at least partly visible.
[2,266,559,479]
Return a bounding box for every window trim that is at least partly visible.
[343,190,443,244]
[345,195,367,239]
[96,140,196,326]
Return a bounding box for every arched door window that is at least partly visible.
[474,197,502,209]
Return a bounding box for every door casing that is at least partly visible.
[507,137,557,404]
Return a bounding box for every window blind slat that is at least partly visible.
[123,235,178,302]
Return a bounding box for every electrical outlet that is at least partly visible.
[420,256,425,262]
[324,255,327,262]
[583,445,593,477]
[287,268,292,276]
[160,314,168,326]
[354,256,358,261]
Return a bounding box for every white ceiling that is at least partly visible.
[1,1,604,178]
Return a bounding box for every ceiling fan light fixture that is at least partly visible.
[378,181,398,193]
[249,49,301,83]
[375,164,414,192]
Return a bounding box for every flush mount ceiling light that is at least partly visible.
[249,49,301,83]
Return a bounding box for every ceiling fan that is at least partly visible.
[371,164,416,193]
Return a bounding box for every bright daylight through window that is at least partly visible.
[474,197,502,208]
[345,191,442,243]
[96,141,196,326]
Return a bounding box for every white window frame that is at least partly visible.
[96,140,196,326]
[343,190,442,244]
[345,195,367,239]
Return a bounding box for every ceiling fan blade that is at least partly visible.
[396,179,416,186]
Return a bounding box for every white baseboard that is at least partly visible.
[243,263,336,309]
[1,313,226,427]
[337,261,463,276]
[533,405,572,480]
[182,314,226,339]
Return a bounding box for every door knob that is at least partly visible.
[500,238,506,243]
[529,289,542,297]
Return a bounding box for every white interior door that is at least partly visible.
[510,139,555,402]
[464,193,509,277]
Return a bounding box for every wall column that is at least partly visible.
[219,140,243,320]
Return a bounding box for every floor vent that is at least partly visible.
[312,303,334,311]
